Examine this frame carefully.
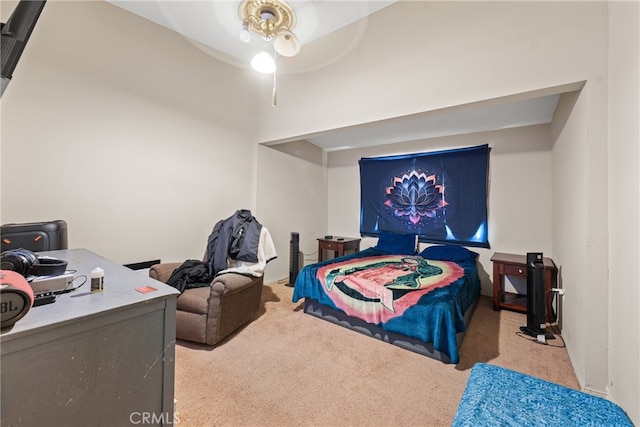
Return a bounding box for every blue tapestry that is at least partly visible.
[359,144,490,248]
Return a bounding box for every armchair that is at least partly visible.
[150,263,263,346]
[150,211,276,346]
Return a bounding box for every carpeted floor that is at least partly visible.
[173,282,579,426]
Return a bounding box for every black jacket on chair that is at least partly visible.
[165,259,212,293]
[206,209,262,277]
[164,210,263,293]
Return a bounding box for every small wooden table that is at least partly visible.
[317,236,361,262]
[491,252,557,322]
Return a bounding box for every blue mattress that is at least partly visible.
[453,363,633,426]
[292,247,481,364]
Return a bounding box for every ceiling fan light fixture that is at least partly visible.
[239,19,251,42]
[251,51,276,74]
[239,0,296,105]
[274,30,300,57]
[238,0,300,56]
[259,10,277,37]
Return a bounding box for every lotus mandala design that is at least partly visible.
[384,171,448,224]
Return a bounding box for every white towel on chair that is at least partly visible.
[218,226,277,277]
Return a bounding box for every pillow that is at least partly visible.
[419,244,478,262]
[374,231,417,255]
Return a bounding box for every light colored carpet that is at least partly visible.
[173,282,579,426]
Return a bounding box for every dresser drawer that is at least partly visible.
[503,263,527,276]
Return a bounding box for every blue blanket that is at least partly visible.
[453,363,633,426]
[292,248,480,363]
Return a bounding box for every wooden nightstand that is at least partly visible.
[491,252,557,323]
[317,236,361,262]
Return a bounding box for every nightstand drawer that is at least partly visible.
[503,263,527,276]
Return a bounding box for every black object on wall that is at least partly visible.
[1,220,68,252]
[287,232,300,287]
[0,1,47,97]
[520,252,554,339]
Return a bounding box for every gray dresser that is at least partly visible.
[1,248,179,426]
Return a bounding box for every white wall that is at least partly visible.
[256,142,327,283]
[551,88,600,393]
[1,1,261,266]
[256,1,609,144]
[607,1,640,422]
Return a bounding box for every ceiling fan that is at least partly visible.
[107,0,396,106]
[239,0,301,73]
[237,0,301,105]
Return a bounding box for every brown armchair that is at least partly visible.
[149,263,263,346]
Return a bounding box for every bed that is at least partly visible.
[453,363,633,426]
[291,233,481,364]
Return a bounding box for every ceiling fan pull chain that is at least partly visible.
[272,52,277,107]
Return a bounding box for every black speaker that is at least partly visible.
[520,252,553,340]
[526,252,545,332]
[1,220,68,252]
[288,232,300,287]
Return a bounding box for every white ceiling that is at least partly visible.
[107,0,562,152]
[107,0,396,65]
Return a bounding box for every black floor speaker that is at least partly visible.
[520,252,554,339]
[288,232,300,287]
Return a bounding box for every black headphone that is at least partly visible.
[0,248,67,277]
